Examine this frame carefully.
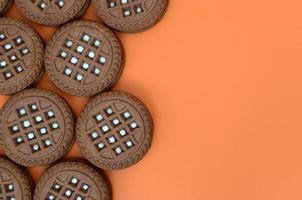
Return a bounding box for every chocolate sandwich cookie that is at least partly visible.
[15,0,89,26]
[0,17,44,95]
[92,0,169,32]
[0,0,12,16]
[45,20,124,97]
[0,89,75,167]
[0,158,32,200]
[34,161,111,200]
[76,91,153,170]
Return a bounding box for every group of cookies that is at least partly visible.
[0,0,168,199]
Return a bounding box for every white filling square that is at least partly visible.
[47,111,54,118]
[82,62,90,70]
[130,122,138,129]
[40,127,47,134]
[60,51,67,58]
[91,132,99,139]
[65,189,73,197]
[48,194,55,200]
[102,125,110,132]
[124,10,131,16]
[22,48,29,54]
[108,136,116,143]
[76,74,83,81]
[54,184,61,190]
[106,108,113,115]
[8,184,13,191]
[16,66,23,72]
[121,0,128,4]
[66,40,73,47]
[76,196,83,200]
[126,140,133,147]
[98,142,105,149]
[32,144,40,151]
[95,114,103,121]
[123,111,131,119]
[35,115,43,123]
[4,43,12,50]
[76,46,84,53]
[94,68,100,75]
[88,51,95,59]
[45,139,51,146]
[27,132,35,140]
[12,125,19,132]
[16,38,22,44]
[0,34,5,40]
[115,147,122,154]
[0,60,7,67]
[31,104,38,111]
[82,184,89,191]
[19,108,26,116]
[40,2,47,9]
[119,129,127,136]
[58,0,64,7]
[94,40,101,47]
[71,177,78,184]
[71,57,79,64]
[112,118,120,125]
[16,137,23,143]
[136,7,142,13]
[64,68,72,76]
[99,56,106,64]
[4,72,12,78]
[110,2,115,7]
[10,55,17,61]
[82,34,90,42]
[23,120,31,128]
[52,122,59,129]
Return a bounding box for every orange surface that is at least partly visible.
[2,1,302,199]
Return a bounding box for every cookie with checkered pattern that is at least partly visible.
[0,17,44,95]
[76,91,153,170]
[45,20,124,97]
[15,0,89,26]
[92,0,169,32]
[0,157,32,200]
[0,89,75,167]
[34,161,111,200]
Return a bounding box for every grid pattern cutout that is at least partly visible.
[46,176,91,200]
[30,0,66,11]
[88,104,140,157]
[0,32,30,81]
[107,0,146,17]
[0,173,16,200]
[57,32,109,84]
[8,102,60,154]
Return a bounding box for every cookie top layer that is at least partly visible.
[15,0,88,26]
[76,91,153,170]
[0,0,13,16]
[34,161,111,200]
[0,89,75,167]
[45,20,124,97]
[0,158,32,200]
[92,0,169,32]
[0,17,44,95]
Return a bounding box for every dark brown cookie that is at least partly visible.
[0,0,13,16]
[0,17,44,95]
[92,0,169,33]
[76,91,153,170]
[0,158,32,200]
[45,20,124,97]
[34,161,111,200]
[15,0,89,26]
[0,89,75,167]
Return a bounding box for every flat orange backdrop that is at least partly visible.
[2,1,302,199]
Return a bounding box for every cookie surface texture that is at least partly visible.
[76,91,153,170]
[0,89,75,167]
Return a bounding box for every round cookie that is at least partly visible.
[45,20,124,97]
[76,91,153,170]
[92,0,169,33]
[0,0,13,16]
[34,161,111,200]
[0,17,44,95]
[0,89,75,167]
[0,158,32,200]
[15,0,89,26]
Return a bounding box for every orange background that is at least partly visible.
[2,1,302,199]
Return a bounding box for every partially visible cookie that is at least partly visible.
[15,0,89,26]
[92,0,169,32]
[76,91,153,170]
[0,89,75,167]
[45,20,124,97]
[0,157,33,200]
[34,161,111,200]
[0,17,44,95]
[0,0,12,16]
